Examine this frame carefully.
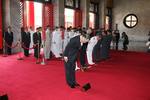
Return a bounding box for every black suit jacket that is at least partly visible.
[100,34,112,59]
[33,32,42,46]
[64,36,81,63]
[122,34,129,44]
[21,32,31,47]
[4,31,13,45]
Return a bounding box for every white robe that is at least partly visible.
[69,30,75,39]
[86,36,98,65]
[57,30,63,54]
[51,30,62,58]
[43,29,51,59]
[29,30,34,53]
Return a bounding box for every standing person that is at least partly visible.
[122,32,129,51]
[114,30,120,50]
[4,26,13,55]
[51,27,62,58]
[63,33,90,88]
[43,25,51,60]
[33,27,42,63]
[29,26,34,54]
[60,26,65,53]
[21,27,31,57]
[111,30,116,49]
[58,27,63,55]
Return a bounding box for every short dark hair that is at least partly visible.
[81,32,90,40]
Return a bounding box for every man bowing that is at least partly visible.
[63,32,90,88]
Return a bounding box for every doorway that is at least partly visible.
[65,8,74,28]
[25,1,43,30]
[89,12,95,29]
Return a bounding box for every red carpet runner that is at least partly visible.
[0,51,150,100]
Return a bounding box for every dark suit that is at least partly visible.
[122,34,129,51]
[92,39,102,62]
[115,32,120,50]
[33,32,41,58]
[63,36,81,87]
[4,31,13,55]
[79,42,88,67]
[100,34,112,60]
[21,32,31,56]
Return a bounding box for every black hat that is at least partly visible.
[81,83,91,92]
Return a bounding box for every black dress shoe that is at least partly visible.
[70,85,75,88]
[74,83,80,86]
[81,83,91,92]
[0,94,8,100]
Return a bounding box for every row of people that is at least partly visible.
[20,26,112,65]
[3,26,129,64]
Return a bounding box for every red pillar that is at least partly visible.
[0,0,2,49]
[42,3,54,40]
[74,9,82,28]
[28,1,35,29]
[42,3,53,30]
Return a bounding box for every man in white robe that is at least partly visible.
[43,26,51,60]
[51,27,62,58]
[57,28,63,55]
[86,35,101,65]
[29,27,34,54]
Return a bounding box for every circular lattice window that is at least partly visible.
[123,14,138,28]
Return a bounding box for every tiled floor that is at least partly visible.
[111,41,148,52]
